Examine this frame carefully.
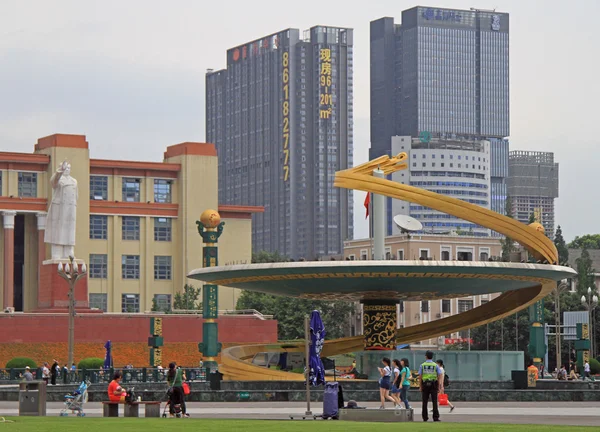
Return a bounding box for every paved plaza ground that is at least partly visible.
[0,401,598,426]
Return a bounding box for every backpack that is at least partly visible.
[443,373,450,388]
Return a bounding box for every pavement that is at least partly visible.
[1,401,599,425]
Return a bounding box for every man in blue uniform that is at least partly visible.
[418,350,443,422]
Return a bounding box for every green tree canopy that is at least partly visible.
[575,248,595,295]
[568,234,600,250]
[553,225,569,265]
[173,284,202,310]
[252,250,289,263]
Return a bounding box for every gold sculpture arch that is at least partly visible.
[193,154,569,380]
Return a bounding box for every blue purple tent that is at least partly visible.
[308,310,326,386]
[103,340,113,370]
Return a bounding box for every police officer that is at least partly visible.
[418,350,442,422]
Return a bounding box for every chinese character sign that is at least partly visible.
[282,50,290,182]
[319,48,333,120]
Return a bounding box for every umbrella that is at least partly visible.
[309,310,326,386]
[104,340,113,370]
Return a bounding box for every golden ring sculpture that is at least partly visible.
[192,154,574,380]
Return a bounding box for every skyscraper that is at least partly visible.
[371,7,509,233]
[508,151,559,236]
[206,27,354,259]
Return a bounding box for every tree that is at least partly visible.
[500,195,515,261]
[528,212,536,224]
[575,249,595,295]
[554,225,569,265]
[237,291,355,340]
[173,284,202,310]
[252,250,289,263]
[568,234,600,250]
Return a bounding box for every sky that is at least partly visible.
[1,0,599,243]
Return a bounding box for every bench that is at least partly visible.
[101,401,161,418]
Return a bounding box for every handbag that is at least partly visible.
[438,393,449,406]
[182,382,190,395]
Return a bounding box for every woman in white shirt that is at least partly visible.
[377,357,397,409]
[436,359,455,412]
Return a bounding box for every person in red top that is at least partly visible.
[107,371,127,402]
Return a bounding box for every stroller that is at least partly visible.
[161,385,188,418]
[60,380,91,417]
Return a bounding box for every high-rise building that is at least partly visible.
[391,136,491,237]
[207,27,354,259]
[508,151,559,236]
[370,7,509,233]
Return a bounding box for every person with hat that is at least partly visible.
[22,367,34,382]
[418,351,443,422]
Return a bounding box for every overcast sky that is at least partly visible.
[1,0,598,242]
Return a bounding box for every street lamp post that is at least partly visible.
[581,287,598,359]
[57,256,87,367]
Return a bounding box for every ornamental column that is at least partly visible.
[3,211,16,310]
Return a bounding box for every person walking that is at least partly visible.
[568,361,578,380]
[436,359,455,412]
[377,357,396,409]
[583,361,591,381]
[167,362,189,418]
[418,351,442,422]
[390,360,402,407]
[22,366,34,382]
[50,360,58,385]
[399,358,412,410]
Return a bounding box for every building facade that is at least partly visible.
[343,233,503,348]
[370,7,510,233]
[508,151,559,236]
[0,134,262,313]
[390,136,491,236]
[206,26,354,260]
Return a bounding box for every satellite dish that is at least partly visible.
[393,215,423,233]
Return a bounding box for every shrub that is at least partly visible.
[78,358,105,370]
[6,357,37,369]
[590,358,600,375]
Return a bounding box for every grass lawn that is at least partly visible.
[0,418,597,432]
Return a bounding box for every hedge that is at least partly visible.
[77,358,105,370]
[5,357,37,369]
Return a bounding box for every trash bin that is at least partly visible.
[19,381,47,416]
[511,370,527,390]
[208,371,223,391]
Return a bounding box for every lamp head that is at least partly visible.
[581,295,586,304]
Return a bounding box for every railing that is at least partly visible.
[165,309,274,320]
[0,367,209,384]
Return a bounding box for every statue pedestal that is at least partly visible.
[35,259,96,313]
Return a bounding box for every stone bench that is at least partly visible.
[339,407,414,422]
[101,401,161,418]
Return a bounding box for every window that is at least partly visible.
[89,293,107,312]
[421,301,429,313]
[399,301,404,313]
[122,178,141,202]
[420,249,429,260]
[385,251,391,260]
[153,294,172,312]
[154,218,172,241]
[154,256,172,280]
[442,300,451,313]
[121,294,140,313]
[481,299,489,305]
[122,255,140,279]
[89,254,108,279]
[458,300,474,313]
[90,176,108,200]
[348,255,355,260]
[397,250,404,260]
[90,215,108,239]
[480,251,489,261]
[457,251,473,261]
[154,179,172,203]
[441,250,450,261]
[18,172,37,197]
[122,216,140,240]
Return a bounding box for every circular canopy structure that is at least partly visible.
[188,261,575,302]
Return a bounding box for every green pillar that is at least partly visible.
[575,323,591,372]
[527,300,546,367]
[196,211,225,371]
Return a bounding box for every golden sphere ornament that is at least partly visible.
[528,222,545,234]
[200,209,221,228]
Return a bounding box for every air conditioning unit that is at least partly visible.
[436,313,442,318]
[4,307,15,313]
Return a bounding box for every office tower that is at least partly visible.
[391,136,491,237]
[508,151,559,236]
[206,27,354,259]
[371,7,509,233]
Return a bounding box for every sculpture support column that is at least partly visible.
[372,168,385,260]
[3,211,16,310]
[362,300,397,350]
[36,213,47,297]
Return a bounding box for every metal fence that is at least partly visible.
[0,367,209,384]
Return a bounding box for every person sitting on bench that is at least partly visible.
[108,371,128,402]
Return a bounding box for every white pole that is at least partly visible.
[304,316,312,416]
[373,168,385,260]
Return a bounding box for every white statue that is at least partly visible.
[45,160,78,260]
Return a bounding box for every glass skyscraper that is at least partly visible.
[206,27,353,259]
[371,7,510,234]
